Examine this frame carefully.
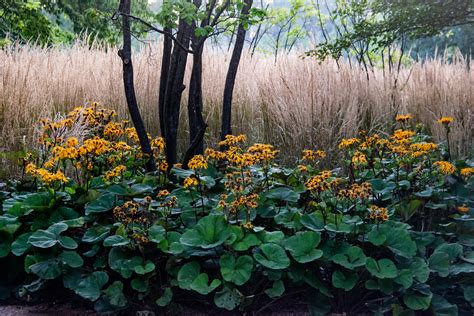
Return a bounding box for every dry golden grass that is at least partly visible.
[1,42,473,166]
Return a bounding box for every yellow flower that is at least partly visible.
[457,205,469,213]
[218,134,247,147]
[247,143,278,162]
[297,164,308,173]
[157,190,170,198]
[433,161,456,175]
[395,114,413,123]
[437,116,454,125]
[351,151,367,165]
[65,137,78,148]
[460,167,474,177]
[188,155,208,170]
[104,165,126,180]
[183,176,199,188]
[369,205,389,221]
[338,138,359,149]
[243,222,254,230]
[151,137,165,152]
[302,149,326,161]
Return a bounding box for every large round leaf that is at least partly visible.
[180,215,231,249]
[190,273,221,295]
[85,194,117,215]
[254,243,290,270]
[366,258,398,279]
[403,290,432,311]
[332,270,358,291]
[220,254,253,286]
[30,259,61,279]
[332,246,367,269]
[75,271,109,301]
[214,286,241,311]
[284,231,323,263]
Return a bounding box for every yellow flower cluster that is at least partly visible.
[184,176,199,188]
[437,117,454,125]
[131,233,149,244]
[457,205,469,213]
[26,164,69,186]
[247,143,279,162]
[104,165,127,181]
[151,136,165,152]
[338,182,372,200]
[302,149,326,161]
[409,142,438,158]
[351,151,367,166]
[305,171,339,192]
[460,167,474,177]
[113,201,150,226]
[229,193,258,214]
[368,205,389,221]
[157,190,170,198]
[433,161,456,175]
[188,155,208,170]
[338,138,360,149]
[395,114,413,123]
[219,134,247,147]
[104,122,125,139]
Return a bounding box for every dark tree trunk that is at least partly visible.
[220,0,253,144]
[159,27,172,138]
[163,18,193,167]
[118,0,156,172]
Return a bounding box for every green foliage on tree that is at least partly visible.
[0,0,152,45]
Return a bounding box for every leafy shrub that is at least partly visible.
[0,106,473,314]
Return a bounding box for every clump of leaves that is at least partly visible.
[0,107,473,315]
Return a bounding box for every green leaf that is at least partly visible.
[156,287,173,307]
[75,271,109,301]
[394,269,413,289]
[265,280,285,298]
[409,257,430,283]
[367,227,386,246]
[262,231,285,243]
[332,270,358,291]
[103,235,130,247]
[28,230,58,248]
[85,194,116,215]
[59,251,84,268]
[366,258,398,279]
[220,254,253,286]
[104,281,127,307]
[178,262,200,290]
[0,232,12,257]
[30,259,61,280]
[265,187,300,202]
[300,212,325,232]
[231,233,261,251]
[254,243,290,270]
[180,215,231,249]
[214,286,241,311]
[284,231,323,263]
[131,278,148,293]
[82,226,110,243]
[433,243,463,261]
[11,232,32,256]
[332,246,367,269]
[190,273,222,295]
[58,236,78,249]
[429,252,450,277]
[463,285,474,307]
[148,225,166,243]
[134,261,155,275]
[403,290,432,311]
[431,294,458,316]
